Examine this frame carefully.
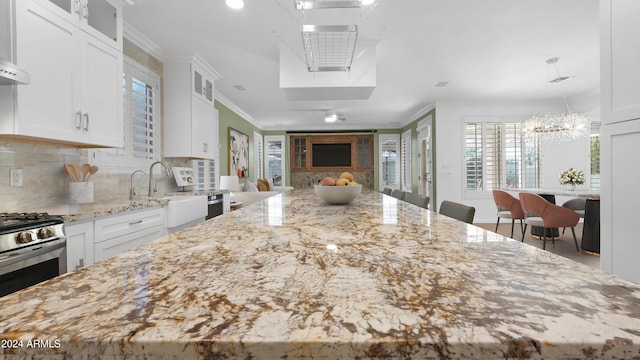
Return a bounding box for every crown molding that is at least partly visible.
[399,103,435,128]
[123,22,164,61]
[214,90,261,129]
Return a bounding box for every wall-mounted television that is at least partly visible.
[312,143,351,167]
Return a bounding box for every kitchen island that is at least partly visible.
[1,189,639,359]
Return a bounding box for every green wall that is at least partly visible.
[215,100,262,180]
[214,100,435,193]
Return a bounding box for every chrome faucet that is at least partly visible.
[148,161,171,197]
[129,170,146,200]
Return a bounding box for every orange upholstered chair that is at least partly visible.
[492,190,525,240]
[518,192,580,251]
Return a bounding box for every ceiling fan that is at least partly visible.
[324,110,347,123]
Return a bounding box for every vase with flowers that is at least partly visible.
[559,167,585,190]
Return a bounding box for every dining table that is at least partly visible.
[0,189,637,359]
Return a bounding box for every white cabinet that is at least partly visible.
[1,0,123,147]
[31,0,121,48]
[600,0,640,124]
[192,61,215,104]
[164,54,221,159]
[65,207,165,268]
[600,0,640,284]
[93,207,164,262]
[65,220,95,271]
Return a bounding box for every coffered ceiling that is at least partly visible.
[123,0,599,131]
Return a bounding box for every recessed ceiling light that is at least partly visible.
[362,0,375,5]
[226,0,244,9]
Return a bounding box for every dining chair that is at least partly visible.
[390,189,405,200]
[492,190,525,240]
[382,187,392,195]
[438,200,475,224]
[561,197,587,235]
[519,192,580,251]
[404,192,430,209]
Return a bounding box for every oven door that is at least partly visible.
[0,239,67,297]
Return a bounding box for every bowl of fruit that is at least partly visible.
[314,172,362,205]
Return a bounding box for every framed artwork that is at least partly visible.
[228,128,249,178]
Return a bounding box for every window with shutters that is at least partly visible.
[90,58,161,172]
[401,130,412,191]
[379,134,400,191]
[265,135,285,185]
[464,120,540,195]
[254,132,264,180]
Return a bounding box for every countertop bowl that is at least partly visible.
[314,184,362,205]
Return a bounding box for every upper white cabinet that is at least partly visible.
[32,0,121,49]
[164,54,221,159]
[0,0,123,147]
[600,0,640,124]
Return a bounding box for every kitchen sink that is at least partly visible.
[158,195,207,229]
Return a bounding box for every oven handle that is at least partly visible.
[0,238,66,276]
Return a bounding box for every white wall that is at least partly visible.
[434,97,599,224]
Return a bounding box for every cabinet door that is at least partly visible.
[65,221,94,271]
[80,33,124,147]
[191,96,215,159]
[600,120,640,283]
[15,0,81,142]
[601,0,640,124]
[84,0,120,48]
[33,0,121,49]
[192,64,205,100]
[191,62,215,105]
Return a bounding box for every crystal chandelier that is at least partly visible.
[524,58,590,143]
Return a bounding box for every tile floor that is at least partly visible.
[476,221,600,269]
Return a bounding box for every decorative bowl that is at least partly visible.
[314,184,362,205]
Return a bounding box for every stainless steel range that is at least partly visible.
[0,212,66,297]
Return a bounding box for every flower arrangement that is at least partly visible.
[559,167,585,187]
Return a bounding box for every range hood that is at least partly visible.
[0,57,30,85]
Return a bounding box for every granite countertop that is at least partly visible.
[35,192,210,222]
[1,189,639,359]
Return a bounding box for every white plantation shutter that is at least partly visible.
[254,132,264,180]
[484,122,501,191]
[131,76,156,159]
[464,120,539,195]
[91,58,160,172]
[465,122,483,191]
[401,129,412,191]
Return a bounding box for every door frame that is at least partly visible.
[417,115,434,209]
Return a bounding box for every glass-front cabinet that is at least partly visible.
[35,0,120,48]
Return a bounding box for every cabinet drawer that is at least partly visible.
[93,223,164,262]
[94,208,163,243]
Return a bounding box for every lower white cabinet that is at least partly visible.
[64,207,164,271]
[94,207,164,262]
[65,220,95,271]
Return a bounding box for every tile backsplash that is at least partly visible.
[0,140,189,212]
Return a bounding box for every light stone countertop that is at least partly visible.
[1,189,639,359]
[33,191,210,222]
